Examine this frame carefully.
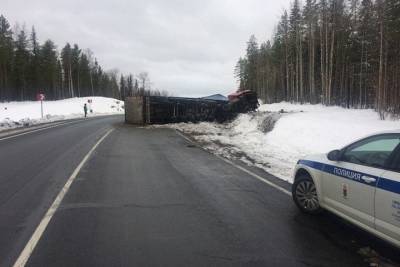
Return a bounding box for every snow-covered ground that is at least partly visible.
[163,102,400,183]
[0,97,123,131]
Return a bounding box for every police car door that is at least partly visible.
[375,144,400,246]
[322,134,399,229]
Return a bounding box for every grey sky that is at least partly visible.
[2,0,291,97]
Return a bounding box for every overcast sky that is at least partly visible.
[2,0,291,97]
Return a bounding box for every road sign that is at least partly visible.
[36,93,45,101]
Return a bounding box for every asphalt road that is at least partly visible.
[0,116,399,267]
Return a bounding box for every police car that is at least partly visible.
[292,131,400,248]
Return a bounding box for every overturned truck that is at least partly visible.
[125,90,259,125]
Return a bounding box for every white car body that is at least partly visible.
[293,131,400,249]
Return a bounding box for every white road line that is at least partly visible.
[12,128,114,267]
[175,130,292,197]
[215,155,292,196]
[0,120,85,142]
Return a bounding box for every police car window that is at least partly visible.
[389,149,400,172]
[342,134,400,168]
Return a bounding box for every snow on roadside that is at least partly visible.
[163,102,400,183]
[0,97,123,131]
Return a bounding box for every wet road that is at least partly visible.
[0,116,398,266]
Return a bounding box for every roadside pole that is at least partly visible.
[36,93,46,119]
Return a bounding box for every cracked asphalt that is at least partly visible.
[1,116,399,266]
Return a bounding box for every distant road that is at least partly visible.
[0,115,398,266]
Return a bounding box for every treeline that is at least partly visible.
[119,71,170,99]
[235,0,400,118]
[0,14,164,102]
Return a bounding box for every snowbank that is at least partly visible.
[0,97,123,131]
[165,102,400,182]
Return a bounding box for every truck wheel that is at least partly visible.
[292,175,322,214]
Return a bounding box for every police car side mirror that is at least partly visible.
[327,149,341,161]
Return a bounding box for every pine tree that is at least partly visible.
[28,26,40,98]
[281,10,290,101]
[71,44,81,97]
[245,35,259,92]
[0,15,14,100]
[78,53,91,97]
[234,57,247,91]
[61,43,73,97]
[358,0,376,108]
[40,39,58,99]
[56,59,63,99]
[14,27,29,100]
[127,74,133,97]
[303,0,317,103]
[134,79,139,96]
[119,74,126,100]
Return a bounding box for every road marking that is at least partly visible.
[175,130,292,197]
[0,120,85,142]
[12,128,114,267]
[215,155,292,196]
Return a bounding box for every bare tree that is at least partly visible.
[137,71,150,92]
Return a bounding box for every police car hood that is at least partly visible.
[300,153,329,163]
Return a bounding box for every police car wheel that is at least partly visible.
[292,175,322,214]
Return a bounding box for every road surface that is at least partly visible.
[0,115,398,267]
